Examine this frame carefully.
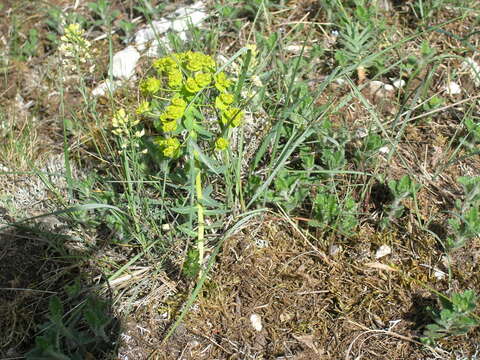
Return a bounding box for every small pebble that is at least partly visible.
[444,81,461,95]
[369,80,395,99]
[392,79,406,89]
[255,239,269,248]
[375,244,391,259]
[433,268,446,280]
[329,244,343,257]
[250,313,263,332]
[378,146,389,154]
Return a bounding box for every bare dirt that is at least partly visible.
[150,218,479,359]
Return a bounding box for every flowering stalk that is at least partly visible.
[135,51,246,278]
[195,168,205,274]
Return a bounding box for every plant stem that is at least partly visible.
[195,168,205,275]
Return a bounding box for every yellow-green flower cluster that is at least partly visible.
[183,51,216,72]
[214,87,243,128]
[214,72,233,93]
[153,56,182,88]
[213,72,241,127]
[215,137,229,151]
[215,93,234,110]
[138,51,244,157]
[152,52,219,94]
[155,137,181,158]
[136,100,150,115]
[184,72,213,93]
[220,106,244,127]
[157,96,187,132]
[140,77,162,95]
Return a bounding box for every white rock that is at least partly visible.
[172,2,206,18]
[161,223,172,231]
[375,244,391,259]
[368,80,395,100]
[369,80,394,94]
[369,80,385,91]
[383,84,395,92]
[355,127,368,139]
[111,46,140,80]
[285,45,303,53]
[134,2,207,51]
[134,20,172,50]
[91,79,122,97]
[170,4,207,33]
[461,57,480,87]
[177,31,189,42]
[145,39,171,57]
[250,313,263,332]
[444,81,461,95]
[392,79,406,89]
[255,239,269,248]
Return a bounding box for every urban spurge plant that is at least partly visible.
[125,51,245,276]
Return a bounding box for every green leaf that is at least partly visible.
[183,107,197,131]
[192,122,214,137]
[84,297,111,340]
[189,140,223,175]
[171,206,197,215]
[48,296,64,323]
[204,208,228,216]
[177,223,197,238]
[422,290,478,345]
[64,279,81,298]
[183,249,200,278]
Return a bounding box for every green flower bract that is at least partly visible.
[140,77,162,95]
[185,77,201,93]
[194,72,212,88]
[215,137,229,151]
[215,93,234,110]
[214,72,233,93]
[221,107,244,127]
[155,137,181,158]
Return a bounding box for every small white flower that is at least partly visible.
[134,129,145,138]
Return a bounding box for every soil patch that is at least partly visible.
[158,218,480,359]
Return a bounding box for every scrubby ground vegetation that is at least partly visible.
[1,0,480,359]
